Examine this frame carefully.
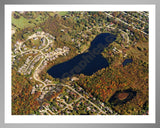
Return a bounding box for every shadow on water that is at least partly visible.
[47,33,117,79]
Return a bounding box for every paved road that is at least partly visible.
[13,31,116,115]
[121,11,148,24]
[62,84,107,114]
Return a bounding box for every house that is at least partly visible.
[71,77,79,81]
[59,104,64,108]
[49,87,52,90]
[110,22,113,26]
[37,31,41,35]
[52,106,57,111]
[31,88,36,94]
[45,87,48,91]
[66,89,70,93]
[33,37,38,40]
[101,103,104,107]
[39,84,43,87]
[86,107,91,111]
[43,102,50,107]
[76,102,80,106]
[65,95,69,99]
[61,29,64,32]
[56,97,60,101]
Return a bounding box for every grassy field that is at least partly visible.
[12,14,49,29]
[47,11,68,17]
[24,38,41,49]
[126,42,148,63]
[58,11,68,16]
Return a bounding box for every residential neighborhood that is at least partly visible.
[12,11,149,115]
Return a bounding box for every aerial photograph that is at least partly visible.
[11,11,149,115]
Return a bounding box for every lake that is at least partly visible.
[47,33,117,79]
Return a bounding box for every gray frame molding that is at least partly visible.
[1,0,159,128]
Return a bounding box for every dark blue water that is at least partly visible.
[122,59,133,67]
[47,33,117,79]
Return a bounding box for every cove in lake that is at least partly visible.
[47,33,117,79]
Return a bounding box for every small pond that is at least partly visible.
[108,89,137,106]
[122,59,133,67]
